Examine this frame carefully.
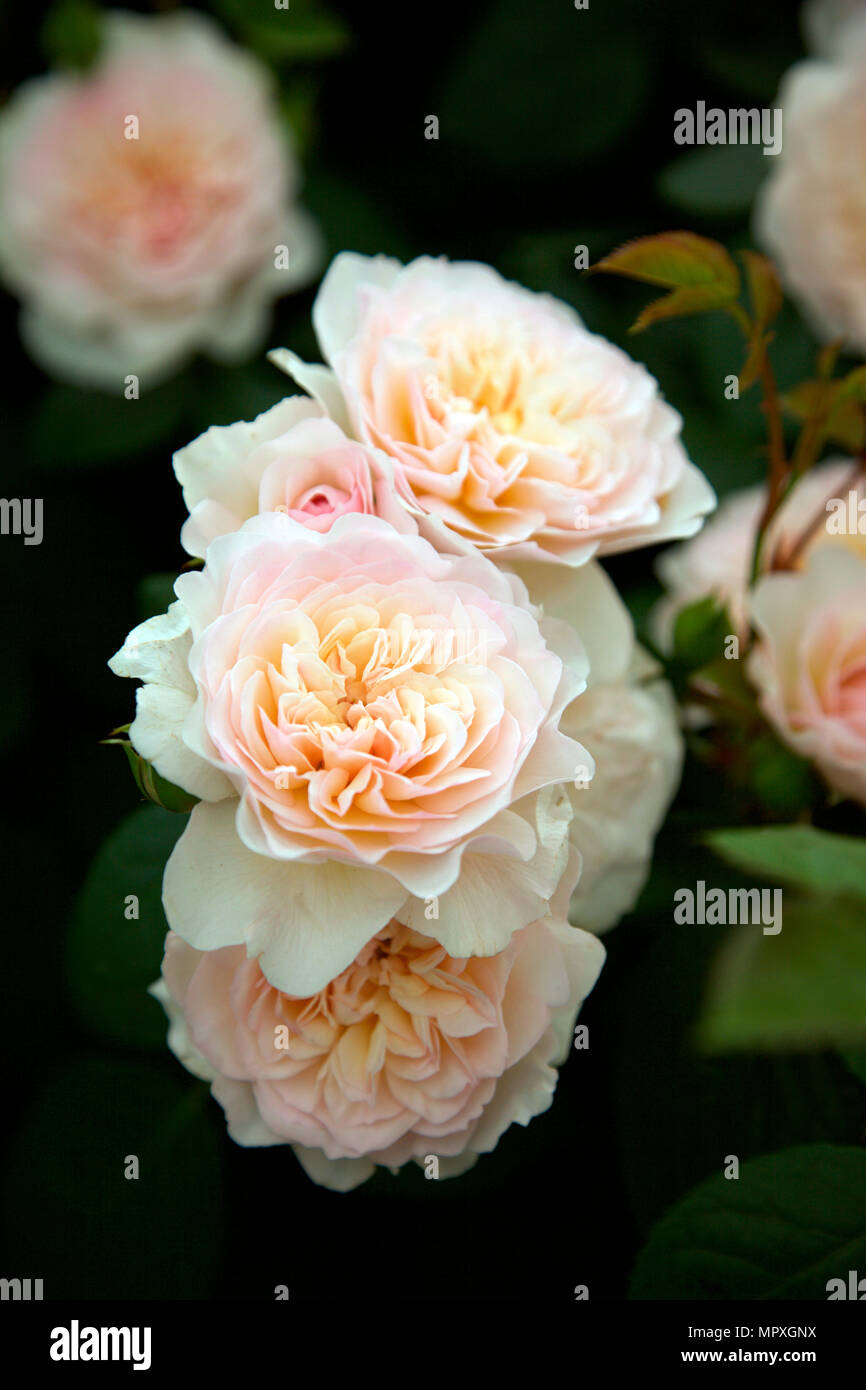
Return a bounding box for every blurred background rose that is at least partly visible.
[0,9,322,388]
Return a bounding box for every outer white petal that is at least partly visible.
[19,302,204,391]
[546,918,608,1064]
[130,684,234,802]
[291,1144,376,1192]
[162,799,407,995]
[565,661,683,933]
[205,207,325,362]
[267,350,352,433]
[459,919,603,1158]
[148,977,217,1084]
[512,559,633,685]
[397,785,574,955]
[595,459,717,556]
[109,603,234,802]
[311,251,404,365]
[109,603,195,690]
[210,1075,286,1147]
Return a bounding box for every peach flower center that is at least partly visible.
[253,920,506,1108]
[202,578,516,853]
[424,319,598,453]
[69,126,241,261]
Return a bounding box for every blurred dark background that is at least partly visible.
[2,0,863,1302]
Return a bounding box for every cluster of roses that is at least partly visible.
[109,249,714,1189]
[655,460,866,809]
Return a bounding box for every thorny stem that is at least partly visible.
[724,303,790,583]
[749,348,789,583]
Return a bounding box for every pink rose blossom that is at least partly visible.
[0,10,320,387]
[749,545,866,806]
[110,513,590,993]
[755,12,866,354]
[651,460,864,650]
[151,913,605,1190]
[174,397,418,557]
[272,253,715,564]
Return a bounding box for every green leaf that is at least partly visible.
[697,33,795,102]
[742,249,783,335]
[607,883,866,1236]
[29,377,187,470]
[672,596,733,671]
[840,1050,866,1087]
[66,805,186,1050]
[744,737,819,820]
[630,1144,866,1299]
[215,0,349,63]
[125,744,200,814]
[699,895,866,1051]
[279,77,318,162]
[1,1054,222,1298]
[103,725,199,813]
[657,143,768,217]
[136,572,178,623]
[185,357,285,436]
[438,0,651,170]
[782,379,866,453]
[835,363,866,405]
[705,824,866,901]
[691,656,756,709]
[301,168,415,264]
[41,0,101,70]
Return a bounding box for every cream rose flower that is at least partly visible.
[755,15,866,353]
[109,513,595,993]
[802,0,865,55]
[271,253,715,564]
[651,461,864,650]
[151,913,605,1191]
[0,10,321,387]
[748,545,866,806]
[173,396,417,557]
[514,561,683,932]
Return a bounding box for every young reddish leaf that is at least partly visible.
[835,364,866,404]
[630,282,741,333]
[593,232,740,332]
[783,379,866,452]
[739,331,774,392]
[592,231,740,293]
[817,340,843,380]
[782,380,837,421]
[740,250,782,334]
[824,400,866,451]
